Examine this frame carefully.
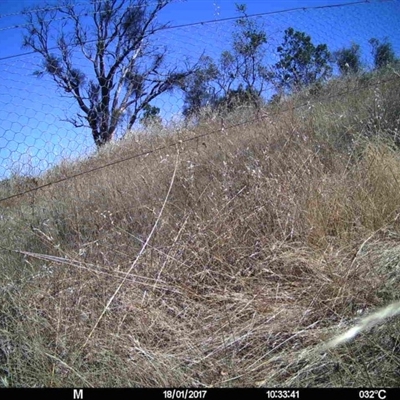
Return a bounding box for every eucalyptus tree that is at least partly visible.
[369,38,396,70]
[181,3,270,119]
[274,27,332,93]
[23,0,195,147]
[334,43,362,75]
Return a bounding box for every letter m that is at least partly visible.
[73,389,83,399]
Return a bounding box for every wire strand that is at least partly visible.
[0,0,377,59]
[0,0,185,33]
[1,73,399,204]
[0,0,184,20]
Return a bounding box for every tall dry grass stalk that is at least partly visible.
[1,69,400,387]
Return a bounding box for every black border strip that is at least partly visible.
[0,388,397,400]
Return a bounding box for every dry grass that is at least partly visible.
[1,69,400,387]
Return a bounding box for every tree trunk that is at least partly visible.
[92,128,114,148]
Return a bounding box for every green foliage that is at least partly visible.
[181,4,270,119]
[219,3,270,99]
[369,38,397,70]
[180,56,219,118]
[274,27,332,92]
[22,0,194,148]
[334,43,362,75]
[213,85,264,113]
[140,104,162,128]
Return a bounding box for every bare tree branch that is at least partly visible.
[22,0,193,148]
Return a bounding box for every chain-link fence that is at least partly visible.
[0,0,399,184]
[2,2,400,388]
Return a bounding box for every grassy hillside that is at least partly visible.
[1,68,400,387]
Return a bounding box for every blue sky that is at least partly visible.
[0,0,399,178]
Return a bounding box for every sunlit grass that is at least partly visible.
[0,68,400,387]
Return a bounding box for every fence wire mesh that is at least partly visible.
[2,1,400,389]
[0,0,399,192]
